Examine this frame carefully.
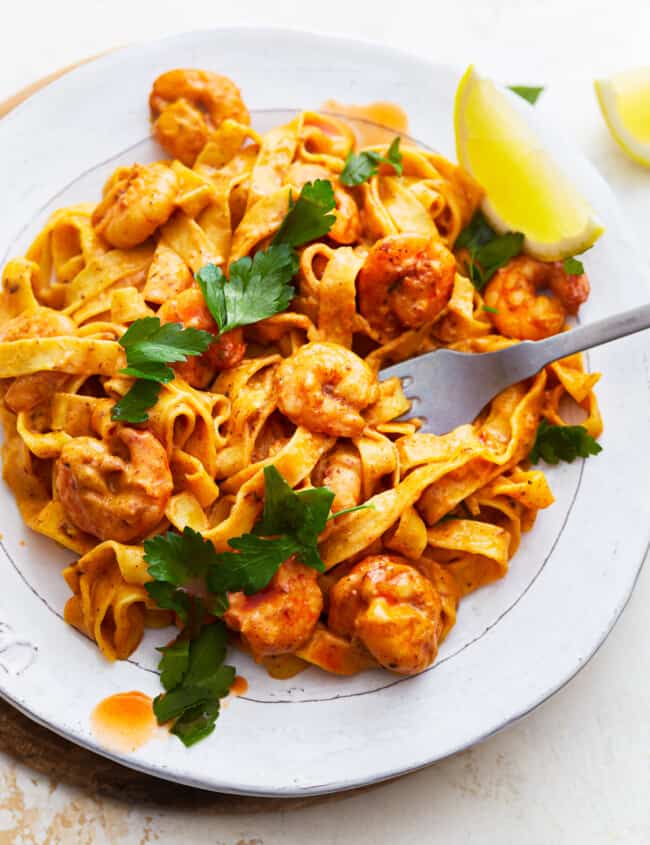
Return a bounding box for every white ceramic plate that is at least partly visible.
[0,28,648,797]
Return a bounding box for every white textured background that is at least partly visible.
[1,1,649,842]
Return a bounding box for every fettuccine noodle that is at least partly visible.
[0,69,601,679]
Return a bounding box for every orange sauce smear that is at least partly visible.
[91,691,157,753]
[230,675,249,696]
[321,100,409,146]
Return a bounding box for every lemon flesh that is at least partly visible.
[455,66,604,261]
[595,68,650,167]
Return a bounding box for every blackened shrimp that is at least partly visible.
[357,234,456,340]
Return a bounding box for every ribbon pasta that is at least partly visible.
[0,69,601,679]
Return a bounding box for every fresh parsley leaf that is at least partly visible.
[122,321,213,377]
[120,318,213,371]
[195,181,335,339]
[455,211,496,252]
[118,316,161,347]
[144,526,219,587]
[340,137,403,186]
[195,263,227,330]
[144,581,206,627]
[153,685,210,723]
[144,468,375,746]
[509,85,544,105]
[111,380,161,423]
[273,180,336,247]
[386,137,403,172]
[207,593,230,617]
[208,466,341,596]
[482,304,499,315]
[473,232,525,288]
[152,622,235,746]
[182,624,232,694]
[455,211,524,290]
[158,638,190,691]
[563,257,585,275]
[529,420,602,465]
[326,503,374,520]
[110,318,214,423]
[171,700,222,747]
[120,360,173,383]
[196,245,297,336]
[146,581,189,619]
[254,465,333,541]
[209,534,300,595]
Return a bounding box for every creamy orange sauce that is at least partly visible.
[230,675,249,696]
[91,691,157,753]
[321,100,409,146]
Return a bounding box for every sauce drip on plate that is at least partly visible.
[230,675,249,696]
[91,691,156,753]
[321,100,409,146]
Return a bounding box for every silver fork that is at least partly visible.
[380,304,650,434]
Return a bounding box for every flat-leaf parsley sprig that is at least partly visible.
[272,178,337,247]
[508,85,544,105]
[154,622,235,746]
[196,244,297,335]
[340,137,403,186]
[562,256,586,275]
[195,180,336,336]
[454,210,524,291]
[529,419,602,465]
[111,317,214,423]
[143,465,372,745]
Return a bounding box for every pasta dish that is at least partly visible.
[0,69,602,745]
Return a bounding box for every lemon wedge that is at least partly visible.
[455,65,604,261]
[595,68,650,167]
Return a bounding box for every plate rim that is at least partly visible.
[0,25,649,797]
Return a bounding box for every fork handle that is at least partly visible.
[527,302,650,370]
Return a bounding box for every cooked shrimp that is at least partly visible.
[0,307,75,341]
[328,554,443,675]
[92,163,178,249]
[547,261,591,315]
[483,255,590,341]
[157,287,245,388]
[150,69,250,166]
[357,234,456,339]
[286,162,360,245]
[54,428,173,542]
[311,443,362,513]
[275,342,379,437]
[223,558,323,657]
[4,372,69,413]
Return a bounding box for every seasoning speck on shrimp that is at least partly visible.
[150,69,250,166]
[357,233,456,339]
[276,342,379,437]
[92,162,178,249]
[328,554,443,675]
[55,428,173,543]
[224,558,323,657]
[483,255,590,341]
